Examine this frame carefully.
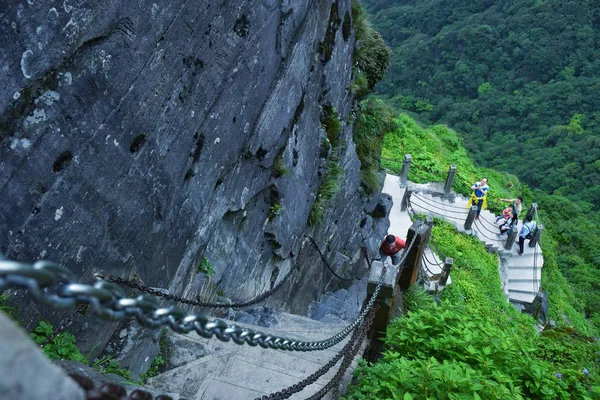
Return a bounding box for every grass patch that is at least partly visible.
[381,114,531,214]
[271,152,289,178]
[321,105,342,147]
[268,202,282,220]
[353,98,397,195]
[308,155,342,226]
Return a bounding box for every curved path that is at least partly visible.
[383,174,543,305]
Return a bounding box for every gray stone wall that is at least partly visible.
[0,0,388,358]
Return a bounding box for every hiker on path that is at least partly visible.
[500,196,523,218]
[499,211,517,236]
[468,177,489,220]
[517,215,537,255]
[380,234,406,266]
[495,205,514,223]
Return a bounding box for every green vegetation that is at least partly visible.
[351,1,392,92]
[0,294,20,323]
[271,152,289,178]
[268,202,282,220]
[362,0,600,327]
[353,98,396,195]
[321,105,342,147]
[345,222,600,399]
[30,320,88,364]
[197,257,215,276]
[363,0,600,210]
[308,155,342,226]
[382,114,600,330]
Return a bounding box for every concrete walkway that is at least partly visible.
[382,174,543,305]
[146,312,362,399]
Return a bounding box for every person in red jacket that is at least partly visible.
[380,234,406,265]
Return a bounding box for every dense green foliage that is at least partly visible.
[352,0,392,93]
[30,320,88,364]
[362,0,600,209]
[361,0,600,326]
[345,222,600,399]
[353,98,397,195]
[382,113,599,332]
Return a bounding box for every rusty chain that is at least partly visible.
[96,256,299,310]
[0,258,386,352]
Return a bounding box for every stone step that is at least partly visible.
[146,312,358,400]
[508,290,537,304]
[508,267,542,281]
[507,280,542,293]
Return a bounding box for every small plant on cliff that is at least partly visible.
[321,105,342,147]
[197,257,215,275]
[308,155,342,226]
[269,203,283,220]
[0,294,20,323]
[353,98,397,195]
[30,320,87,364]
[272,153,289,178]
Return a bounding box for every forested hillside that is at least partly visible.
[362,0,600,208]
[361,0,600,329]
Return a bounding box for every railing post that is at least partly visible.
[464,205,478,231]
[526,203,538,221]
[529,224,543,248]
[399,154,412,187]
[439,257,453,286]
[505,225,518,250]
[366,259,402,360]
[443,165,456,202]
[400,188,412,212]
[398,220,431,291]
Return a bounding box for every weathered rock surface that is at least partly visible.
[0,312,85,400]
[0,0,388,370]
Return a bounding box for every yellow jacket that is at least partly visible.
[467,192,487,210]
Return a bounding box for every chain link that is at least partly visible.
[257,302,378,400]
[0,258,386,352]
[97,257,299,309]
[306,236,357,281]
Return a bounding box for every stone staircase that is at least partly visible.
[382,174,543,305]
[145,310,362,399]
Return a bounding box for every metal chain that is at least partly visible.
[412,193,469,214]
[0,258,386,352]
[306,236,357,281]
[305,304,378,400]
[257,301,377,400]
[38,304,86,348]
[96,257,299,309]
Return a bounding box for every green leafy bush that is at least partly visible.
[30,320,88,364]
[352,1,391,90]
[197,257,215,275]
[345,221,600,399]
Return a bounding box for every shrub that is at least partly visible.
[30,320,88,364]
[352,1,391,91]
[353,98,397,195]
[197,257,215,275]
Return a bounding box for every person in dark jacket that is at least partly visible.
[380,234,406,265]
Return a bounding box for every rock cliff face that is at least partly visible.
[0,0,389,357]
